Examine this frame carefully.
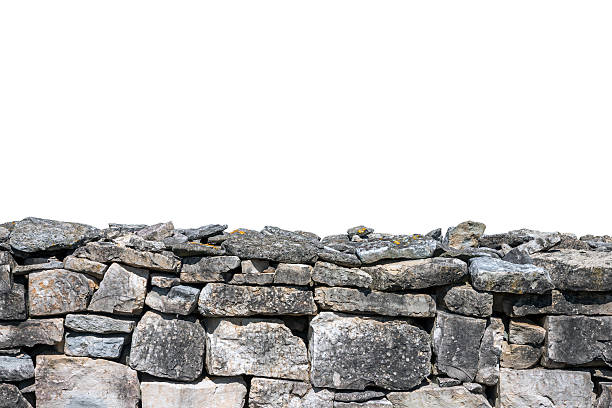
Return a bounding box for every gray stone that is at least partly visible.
[207,233,230,245]
[479,229,547,249]
[171,242,226,256]
[596,382,612,408]
[0,355,34,381]
[334,400,392,407]
[63,255,108,278]
[261,226,321,245]
[309,312,431,390]
[355,236,437,264]
[35,355,140,408]
[444,221,486,249]
[198,283,317,316]
[314,287,435,317]
[178,224,228,241]
[64,314,135,334]
[180,255,240,283]
[223,231,319,264]
[312,261,372,288]
[317,250,362,268]
[509,319,545,345]
[363,258,468,291]
[229,272,275,285]
[475,317,504,386]
[439,245,502,262]
[0,319,64,348]
[29,269,95,316]
[438,284,493,317]
[469,257,554,294]
[503,289,612,316]
[0,384,32,408]
[437,377,461,387]
[64,333,126,359]
[88,263,149,315]
[433,311,487,382]
[274,263,312,285]
[531,249,612,291]
[129,311,205,381]
[12,259,64,275]
[145,285,200,315]
[151,272,180,288]
[9,217,101,253]
[108,223,148,233]
[0,252,14,294]
[141,377,247,408]
[249,377,334,408]
[348,226,374,239]
[115,234,166,252]
[387,385,492,408]
[497,368,594,408]
[502,248,533,264]
[75,241,180,272]
[334,391,386,403]
[242,259,270,274]
[162,232,188,247]
[136,221,174,241]
[500,343,541,369]
[0,283,26,320]
[463,382,485,394]
[511,232,562,254]
[206,317,309,380]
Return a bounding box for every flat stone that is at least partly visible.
[178,224,227,241]
[355,236,437,264]
[145,285,200,315]
[12,259,64,275]
[387,385,492,408]
[312,261,372,288]
[479,229,547,249]
[88,263,149,315]
[439,246,502,262]
[469,257,554,294]
[75,241,180,272]
[141,377,247,408]
[198,283,317,316]
[497,368,594,408]
[172,242,226,257]
[129,311,205,381]
[274,263,312,285]
[63,255,108,278]
[151,272,180,288]
[64,314,135,334]
[335,400,392,407]
[114,234,166,252]
[433,311,487,382]
[509,319,546,345]
[223,231,319,264]
[317,250,362,268]
[0,283,26,320]
[136,221,174,241]
[180,256,240,283]
[242,259,270,274]
[64,333,126,359]
[500,343,541,369]
[9,217,101,253]
[444,221,486,249]
[206,317,309,380]
[475,317,504,386]
[309,312,431,390]
[229,272,275,285]
[363,258,468,291]
[35,355,140,408]
[0,355,34,381]
[29,269,95,316]
[334,391,386,403]
[314,287,435,317]
[108,223,148,233]
[0,252,15,294]
[0,319,64,348]
[437,377,461,387]
[261,226,321,245]
[438,284,493,317]
[249,377,334,408]
[531,249,612,291]
[0,383,32,408]
[502,289,612,316]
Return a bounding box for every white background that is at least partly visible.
[1,1,610,238]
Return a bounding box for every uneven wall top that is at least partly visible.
[1,217,612,407]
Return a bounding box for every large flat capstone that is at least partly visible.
[9,217,101,253]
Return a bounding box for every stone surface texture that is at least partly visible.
[140,377,247,408]
[88,262,149,315]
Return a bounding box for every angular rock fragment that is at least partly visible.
[75,241,180,272]
[114,234,166,252]
[475,317,504,386]
[355,236,437,264]
[241,259,270,274]
[335,391,386,403]
[64,314,135,333]
[317,249,362,268]
[249,377,334,408]
[444,221,486,249]
[88,263,149,315]
[312,261,372,288]
[509,319,545,345]
[314,287,435,317]
[597,383,612,408]
[223,231,319,264]
[387,385,492,408]
[309,312,431,390]
[0,355,34,381]
[171,242,226,257]
[0,252,15,294]
[35,355,140,408]
[229,272,275,285]
[129,311,205,381]
[9,217,101,253]
[0,283,26,320]
[335,400,392,407]
[500,343,541,369]
[12,258,64,275]
[178,224,227,241]
[63,255,108,278]
[261,226,321,245]
[438,284,493,317]
[0,319,64,348]
[151,272,180,288]
[179,255,240,283]
[274,263,312,285]
[348,225,374,239]
[198,283,317,316]
[363,258,467,291]
[145,285,200,315]
[64,333,126,359]
[136,221,174,241]
[29,269,95,316]
[479,229,545,249]
[469,257,554,294]
[531,249,612,291]
[0,383,32,408]
[503,289,612,316]
[141,377,247,408]
[206,318,309,380]
[439,245,501,262]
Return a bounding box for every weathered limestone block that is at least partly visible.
[500,343,541,369]
[9,217,100,253]
[312,261,372,288]
[335,391,386,403]
[334,400,392,407]
[509,319,545,345]
[362,258,468,291]
[314,287,435,317]
[438,284,493,317]
[249,378,334,408]
[13,258,64,275]
[469,257,554,294]
[444,221,486,249]
[229,272,275,285]
[180,256,240,283]
[29,270,95,316]
[64,333,126,359]
[242,259,270,274]
[206,318,309,381]
[0,252,15,294]
[0,383,32,408]
[0,355,34,381]
[75,241,180,272]
[317,249,362,268]
[309,312,431,390]
[475,317,504,386]
[141,377,247,408]
[136,221,174,241]
[198,283,317,316]
[145,285,200,315]
[387,385,491,408]
[63,255,108,278]
[544,315,612,365]
[497,368,595,408]
[0,283,26,320]
[503,289,612,316]
[433,311,487,382]
[355,236,437,264]
[178,224,227,241]
[88,263,149,315]
[223,232,319,264]
[532,249,612,291]
[65,314,135,333]
[129,311,205,381]
[151,272,180,288]
[274,263,312,285]
[171,242,226,257]
[596,383,612,408]
[0,319,64,348]
[35,355,140,408]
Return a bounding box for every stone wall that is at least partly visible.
[1,218,612,407]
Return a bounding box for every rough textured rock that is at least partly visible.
[433,311,487,382]
[178,224,228,241]
[136,221,174,241]
[64,314,135,333]
[363,257,468,291]
[141,377,247,408]
[64,333,126,359]
[171,241,226,256]
[0,283,26,320]
[475,317,504,386]
[335,400,392,407]
[13,258,64,275]
[497,368,594,408]
[500,343,541,369]
[274,263,312,285]
[9,217,101,253]
[249,378,334,408]
[334,391,386,403]
[314,287,436,317]
[0,354,35,381]
[88,262,149,315]
[229,272,275,285]
[129,311,205,381]
[35,355,140,408]
[0,252,14,294]
[479,229,546,249]
[223,231,319,264]
[317,249,362,268]
[75,241,180,272]
[312,261,372,288]
[179,255,240,283]
[444,221,486,249]
[469,257,554,294]
[206,317,309,380]
[355,236,437,264]
[29,269,95,316]
[242,259,270,274]
[309,312,431,390]
[145,285,200,315]
[544,315,612,365]
[387,385,491,408]
[198,283,317,316]
[63,255,108,278]
[503,289,612,316]
[151,272,180,288]
[509,319,545,345]
[532,249,612,291]
[0,383,32,408]
[0,319,64,348]
[438,284,493,317]
[596,382,612,408]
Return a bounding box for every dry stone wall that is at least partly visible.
[1,217,612,407]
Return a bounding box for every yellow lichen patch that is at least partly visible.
[230,229,245,235]
[393,240,401,245]
[358,227,366,234]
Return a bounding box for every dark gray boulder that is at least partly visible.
[0,283,26,320]
[0,384,31,408]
